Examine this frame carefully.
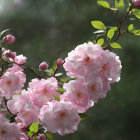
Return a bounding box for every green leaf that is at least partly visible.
[52,61,57,70]
[0,29,11,39]
[79,113,89,120]
[132,30,140,35]
[128,24,133,31]
[91,21,106,30]
[46,131,53,140]
[132,9,140,19]
[107,27,117,40]
[33,135,37,140]
[57,88,64,94]
[118,0,124,8]
[97,38,104,46]
[49,68,54,75]
[53,94,60,101]
[97,1,110,9]
[110,42,122,48]
[28,131,33,137]
[115,0,119,9]
[29,123,39,134]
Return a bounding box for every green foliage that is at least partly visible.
[28,123,39,138]
[132,30,140,35]
[97,1,110,9]
[0,29,11,39]
[57,88,64,94]
[128,24,134,31]
[29,123,39,134]
[49,68,54,75]
[46,131,53,140]
[115,0,119,9]
[132,9,140,19]
[97,38,104,46]
[28,131,33,137]
[118,0,124,8]
[91,21,106,30]
[54,94,60,101]
[52,61,57,70]
[110,42,122,49]
[107,27,117,40]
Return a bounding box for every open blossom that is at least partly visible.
[0,65,26,98]
[7,90,39,126]
[28,77,59,107]
[100,50,122,83]
[63,42,102,78]
[0,113,20,139]
[62,80,94,113]
[85,74,110,103]
[40,101,80,135]
[14,54,27,65]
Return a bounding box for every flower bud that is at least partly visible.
[57,58,63,67]
[3,34,15,44]
[132,0,140,7]
[39,61,48,70]
[4,50,16,59]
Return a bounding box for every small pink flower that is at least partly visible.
[3,34,15,44]
[40,101,80,135]
[132,0,140,7]
[0,64,26,98]
[3,50,16,60]
[39,61,48,70]
[14,54,27,65]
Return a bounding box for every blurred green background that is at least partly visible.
[0,0,140,139]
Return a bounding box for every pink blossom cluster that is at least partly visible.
[0,34,122,139]
[63,42,122,108]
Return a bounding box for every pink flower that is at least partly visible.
[132,0,140,7]
[0,113,20,139]
[0,65,26,98]
[63,42,102,78]
[37,134,46,140]
[85,74,110,103]
[14,54,27,65]
[62,80,94,113]
[3,50,16,60]
[40,101,80,135]
[8,90,39,126]
[3,34,15,44]
[39,61,48,71]
[28,77,59,107]
[100,50,122,83]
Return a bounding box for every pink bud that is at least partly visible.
[132,0,140,7]
[37,134,46,140]
[57,58,63,67]
[3,34,15,44]
[4,50,16,59]
[39,61,48,70]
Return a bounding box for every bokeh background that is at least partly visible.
[0,0,140,139]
